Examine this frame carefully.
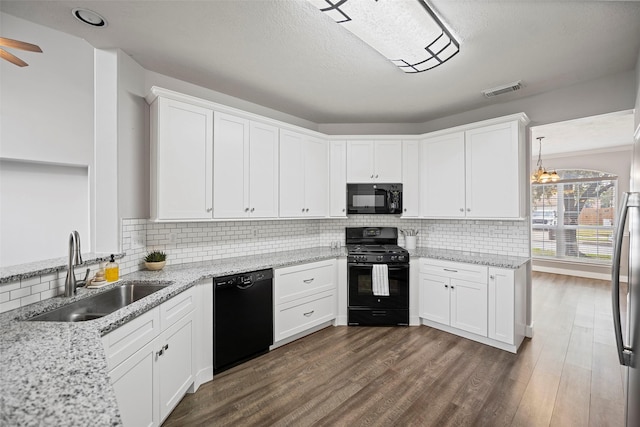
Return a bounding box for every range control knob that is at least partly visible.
[376,255,383,261]
[391,255,397,261]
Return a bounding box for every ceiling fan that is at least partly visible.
[0,37,42,67]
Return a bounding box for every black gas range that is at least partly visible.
[346,227,409,326]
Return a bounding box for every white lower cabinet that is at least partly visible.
[103,288,195,426]
[419,258,526,353]
[274,260,336,344]
[488,265,526,349]
[419,259,488,337]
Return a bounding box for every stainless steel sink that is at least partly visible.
[28,282,170,322]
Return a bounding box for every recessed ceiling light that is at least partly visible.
[72,8,107,27]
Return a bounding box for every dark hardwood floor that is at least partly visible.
[164,272,626,427]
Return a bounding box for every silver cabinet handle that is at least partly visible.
[303,278,315,283]
[206,208,212,212]
[612,191,635,366]
[444,268,458,273]
[303,310,315,317]
[156,344,168,357]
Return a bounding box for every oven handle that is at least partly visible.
[347,263,409,270]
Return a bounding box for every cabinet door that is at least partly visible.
[421,132,466,217]
[249,122,279,218]
[213,112,250,218]
[374,140,402,182]
[419,274,450,324]
[465,122,520,218]
[159,312,194,423]
[155,98,213,220]
[488,267,515,344]
[450,278,488,336]
[304,137,328,217]
[329,140,347,217]
[109,337,159,427]
[402,140,419,217]
[346,141,374,182]
[279,130,306,217]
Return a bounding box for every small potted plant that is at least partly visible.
[144,250,167,271]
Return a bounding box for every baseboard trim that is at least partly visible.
[532,264,624,282]
[525,324,534,338]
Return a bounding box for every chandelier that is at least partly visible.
[531,137,559,183]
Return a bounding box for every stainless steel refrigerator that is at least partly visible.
[612,130,640,426]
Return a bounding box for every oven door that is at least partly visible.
[348,263,409,309]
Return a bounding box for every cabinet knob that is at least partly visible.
[404,208,407,212]
[306,208,309,212]
[250,208,255,212]
[370,174,374,178]
[342,208,346,212]
[451,286,455,290]
[302,208,305,212]
[466,208,471,212]
[460,208,464,212]
[444,284,449,288]
[490,275,495,280]
[245,208,249,212]
[206,208,212,212]
[375,174,378,178]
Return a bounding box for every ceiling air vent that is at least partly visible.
[481,80,523,98]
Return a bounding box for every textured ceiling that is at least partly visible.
[1,1,640,124]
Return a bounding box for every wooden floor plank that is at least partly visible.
[163,272,625,427]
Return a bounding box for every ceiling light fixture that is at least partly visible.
[72,8,107,27]
[306,0,460,73]
[0,37,42,67]
[531,137,560,184]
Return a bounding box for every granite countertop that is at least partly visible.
[412,248,530,269]
[0,246,527,426]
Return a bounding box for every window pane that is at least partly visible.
[531,170,616,265]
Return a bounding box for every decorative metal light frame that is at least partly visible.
[531,137,560,183]
[306,0,460,73]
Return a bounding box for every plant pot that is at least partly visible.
[145,261,166,271]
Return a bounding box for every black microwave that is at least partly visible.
[347,183,403,214]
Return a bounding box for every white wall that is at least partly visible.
[0,12,94,165]
[635,47,640,130]
[145,70,319,132]
[0,12,95,265]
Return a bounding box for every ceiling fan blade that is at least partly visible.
[0,48,28,67]
[0,37,42,52]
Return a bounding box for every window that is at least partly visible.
[531,169,617,263]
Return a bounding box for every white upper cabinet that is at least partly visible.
[329,140,347,217]
[420,116,526,219]
[346,140,402,182]
[401,140,420,217]
[213,112,279,219]
[465,122,521,218]
[421,132,466,218]
[279,130,328,218]
[150,97,213,221]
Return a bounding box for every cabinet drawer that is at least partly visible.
[160,287,195,332]
[420,259,488,284]
[275,260,335,304]
[275,291,335,341]
[102,307,161,371]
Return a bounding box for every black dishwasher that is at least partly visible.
[213,269,273,373]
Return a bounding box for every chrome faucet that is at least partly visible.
[64,231,88,297]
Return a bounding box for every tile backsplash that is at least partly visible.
[0,216,529,313]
